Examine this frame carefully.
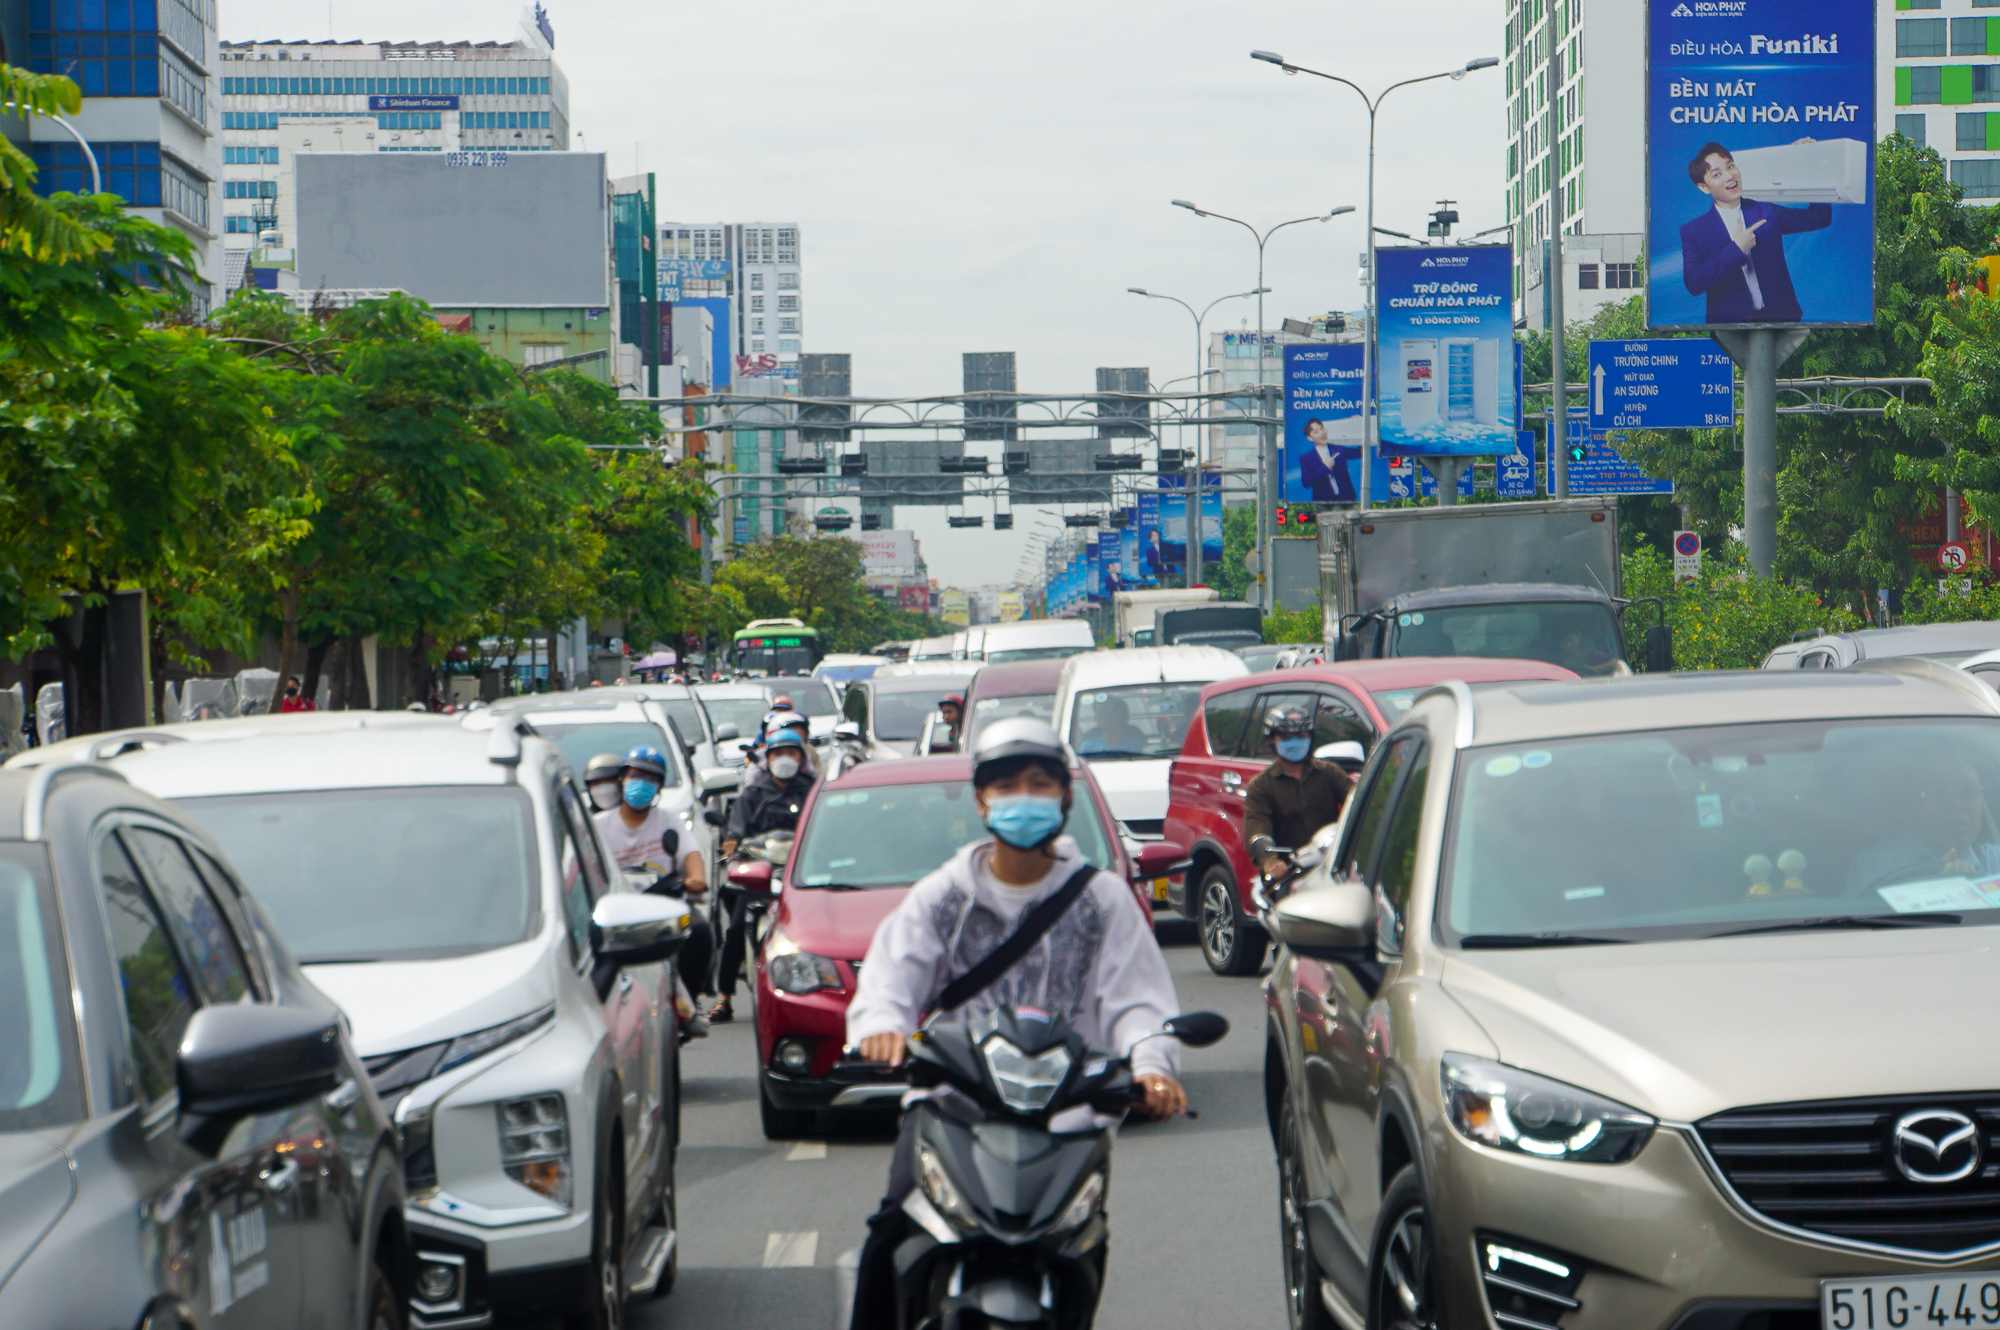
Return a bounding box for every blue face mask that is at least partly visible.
[623,778,660,811]
[1275,736,1312,763]
[985,794,1067,850]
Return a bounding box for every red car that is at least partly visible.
[1164,657,1576,974]
[732,752,1181,1138]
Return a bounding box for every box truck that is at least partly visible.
[1112,588,1216,649]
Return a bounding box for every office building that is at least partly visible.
[11,0,223,312]
[659,221,803,381]
[1501,0,1645,329]
[214,30,568,262]
[1882,3,2000,200]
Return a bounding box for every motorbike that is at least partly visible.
[887,1004,1228,1330]
[620,830,713,1043]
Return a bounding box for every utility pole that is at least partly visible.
[1548,27,1568,500]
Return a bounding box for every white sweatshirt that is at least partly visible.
[846,838,1182,1078]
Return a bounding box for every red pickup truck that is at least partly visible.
[1164,657,1575,974]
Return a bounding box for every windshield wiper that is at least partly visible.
[1713,913,1963,938]
[298,954,385,964]
[800,882,871,892]
[1457,933,1632,949]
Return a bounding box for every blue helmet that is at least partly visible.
[765,727,809,752]
[623,745,668,780]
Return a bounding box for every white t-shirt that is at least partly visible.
[1714,202,1765,311]
[594,803,697,871]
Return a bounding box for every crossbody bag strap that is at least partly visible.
[935,864,1098,1014]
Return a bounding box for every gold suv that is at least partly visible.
[1261,662,2000,1330]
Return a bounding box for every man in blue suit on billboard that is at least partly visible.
[1295,417,1359,503]
[1680,140,1831,324]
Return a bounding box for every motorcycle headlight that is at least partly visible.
[916,1142,975,1229]
[980,1036,1072,1114]
[763,930,842,994]
[1055,1169,1106,1231]
[1440,1053,1655,1164]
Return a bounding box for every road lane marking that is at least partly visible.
[763,1231,818,1267]
[786,1140,826,1160]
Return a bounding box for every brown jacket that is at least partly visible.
[1242,759,1351,856]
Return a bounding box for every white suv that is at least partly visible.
[110,718,687,1330]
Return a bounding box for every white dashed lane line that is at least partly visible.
[786,1140,827,1160]
[763,1231,819,1268]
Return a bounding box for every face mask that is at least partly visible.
[588,781,621,812]
[1275,736,1312,763]
[769,754,801,781]
[623,778,659,811]
[984,794,1067,850]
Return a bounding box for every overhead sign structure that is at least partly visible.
[1588,339,1736,431]
[1565,420,1675,496]
[1282,344,1365,503]
[1375,245,1518,456]
[1646,0,1876,329]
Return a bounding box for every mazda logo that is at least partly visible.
[1891,1110,1985,1185]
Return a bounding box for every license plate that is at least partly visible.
[1823,1272,2000,1328]
[1151,877,1169,901]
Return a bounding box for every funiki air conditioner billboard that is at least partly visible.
[1375,245,1517,456]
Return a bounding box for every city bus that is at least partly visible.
[730,618,824,676]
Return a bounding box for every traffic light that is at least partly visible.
[1567,439,1588,464]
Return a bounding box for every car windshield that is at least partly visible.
[655,696,705,743]
[0,845,82,1129]
[181,787,542,963]
[964,692,1056,747]
[874,685,969,741]
[1440,719,2000,944]
[1374,689,1422,724]
[532,721,681,787]
[816,665,880,683]
[985,646,1091,664]
[791,778,1117,888]
[697,694,770,737]
[1069,682,1207,759]
[1237,646,1289,671]
[768,684,838,718]
[1393,602,1623,677]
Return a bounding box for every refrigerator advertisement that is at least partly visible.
[1375,245,1517,456]
[1646,0,1874,329]
[1282,343,1365,504]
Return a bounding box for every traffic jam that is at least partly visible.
[10,589,2000,1330]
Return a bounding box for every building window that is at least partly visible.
[223,146,279,164]
[29,139,161,203]
[1911,0,1942,7]
[1897,113,1929,146]
[223,180,276,198]
[1959,112,1990,151]
[1899,19,1948,57]
[379,112,443,130]
[750,317,764,333]
[777,271,798,289]
[1954,159,2000,197]
[777,294,798,311]
[161,153,208,228]
[24,0,166,96]
[779,339,799,353]
[777,227,797,263]
[225,214,256,232]
[1911,66,1944,105]
[521,344,568,365]
[750,338,765,352]
[778,317,798,333]
[1577,263,1599,289]
[750,295,764,312]
[1954,17,1993,55]
[1976,66,2000,103]
[750,273,764,291]
[1605,263,1636,289]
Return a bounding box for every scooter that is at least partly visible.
[621,830,713,1043]
[888,1004,1228,1330]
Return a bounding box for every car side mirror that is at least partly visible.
[1314,740,1366,772]
[1644,623,1674,673]
[713,722,740,742]
[1130,841,1192,883]
[1268,880,1373,958]
[697,767,739,797]
[591,893,689,967]
[728,858,777,895]
[178,1004,342,1156]
[1332,633,1361,662]
[833,721,861,743]
[1164,1010,1230,1048]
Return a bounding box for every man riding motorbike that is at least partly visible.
[712,724,817,1022]
[591,746,715,1027]
[843,717,1186,1329]
[1242,705,1351,885]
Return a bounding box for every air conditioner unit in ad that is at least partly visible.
[1397,337,1500,431]
[1731,138,1867,206]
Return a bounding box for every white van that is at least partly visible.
[973,618,1096,664]
[1051,646,1249,838]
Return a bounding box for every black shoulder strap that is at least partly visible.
[936,864,1099,1014]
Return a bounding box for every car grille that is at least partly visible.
[1696,1093,2000,1254]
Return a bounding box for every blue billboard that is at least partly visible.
[1647,0,1875,329]
[1119,515,1142,585]
[675,296,733,389]
[1376,245,1517,456]
[1136,492,1165,582]
[1157,475,1222,572]
[1282,343,1364,503]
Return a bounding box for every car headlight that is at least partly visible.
[980,1036,1072,1114]
[764,929,842,994]
[498,1093,572,1208]
[1440,1053,1655,1164]
[916,1142,975,1229]
[437,1003,556,1076]
[1055,1169,1106,1231]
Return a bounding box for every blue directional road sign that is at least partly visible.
[1565,420,1673,497]
[1587,339,1734,432]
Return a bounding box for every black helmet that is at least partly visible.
[970,716,1069,789]
[583,752,624,786]
[1265,705,1313,736]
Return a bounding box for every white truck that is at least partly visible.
[1112,588,1217,649]
[1315,497,1672,675]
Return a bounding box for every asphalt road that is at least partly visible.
[630,917,1288,1329]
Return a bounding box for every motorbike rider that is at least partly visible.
[592,746,715,1020]
[1242,705,1351,883]
[844,716,1185,1329]
[583,751,626,812]
[712,724,817,1022]
[937,692,965,746]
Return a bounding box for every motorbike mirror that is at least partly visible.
[727,859,777,894]
[713,722,740,742]
[1165,1011,1230,1049]
[1644,622,1675,673]
[660,829,679,859]
[701,807,727,828]
[1130,841,1191,883]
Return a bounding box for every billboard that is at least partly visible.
[900,583,930,614]
[940,590,969,627]
[295,152,611,308]
[1646,0,1874,329]
[1119,519,1141,585]
[859,529,918,574]
[1282,343,1365,504]
[1159,475,1223,571]
[997,591,1025,622]
[677,297,733,388]
[1136,492,1165,583]
[1376,246,1516,456]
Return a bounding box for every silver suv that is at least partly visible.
[1262,662,2000,1330]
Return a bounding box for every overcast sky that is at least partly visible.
[232,1,1507,589]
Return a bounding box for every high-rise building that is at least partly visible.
[1881,4,2000,201]
[659,221,802,381]
[1501,0,1645,329]
[214,32,569,260]
[10,0,223,312]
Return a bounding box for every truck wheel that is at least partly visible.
[1198,864,1263,975]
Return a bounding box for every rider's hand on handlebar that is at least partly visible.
[858,1031,907,1067]
[1135,1073,1187,1120]
[1261,855,1289,881]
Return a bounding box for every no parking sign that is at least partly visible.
[1939,541,1972,573]
[1673,530,1701,584]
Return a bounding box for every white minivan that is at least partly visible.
[970,618,1096,664]
[1051,646,1249,839]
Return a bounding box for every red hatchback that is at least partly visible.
[1164,657,1576,974]
[740,752,1179,1138]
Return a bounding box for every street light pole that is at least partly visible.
[2,103,99,194]
[1171,202,1355,608]
[1251,52,1498,511]
[1128,284,1267,590]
